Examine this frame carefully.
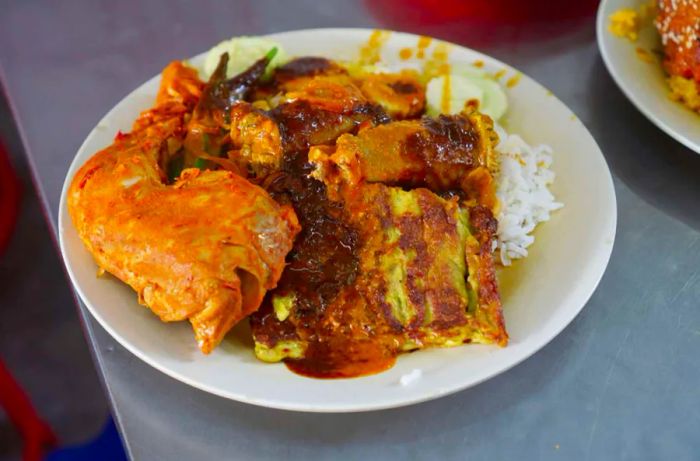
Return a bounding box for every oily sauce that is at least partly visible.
[251,59,391,379]
[257,152,400,379]
[416,35,432,59]
[359,29,390,65]
[285,334,396,379]
[259,153,395,378]
[265,154,359,317]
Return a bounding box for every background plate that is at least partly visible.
[597,0,700,153]
[59,28,616,412]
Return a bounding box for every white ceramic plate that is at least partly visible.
[59,28,616,412]
[597,0,700,153]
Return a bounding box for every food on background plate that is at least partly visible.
[608,1,700,113]
[68,34,561,377]
[656,0,700,112]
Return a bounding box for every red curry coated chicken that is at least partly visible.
[68,58,300,354]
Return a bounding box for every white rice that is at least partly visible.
[493,124,563,266]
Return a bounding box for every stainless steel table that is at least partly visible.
[2,1,699,459]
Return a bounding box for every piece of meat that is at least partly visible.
[309,112,499,210]
[183,52,273,169]
[228,57,389,175]
[283,73,369,113]
[272,57,348,88]
[269,59,389,128]
[229,99,369,174]
[68,61,300,353]
[228,102,284,173]
[358,72,426,119]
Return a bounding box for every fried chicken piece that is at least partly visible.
[310,112,499,210]
[68,61,300,353]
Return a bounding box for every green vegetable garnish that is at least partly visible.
[194,157,208,170]
[265,47,278,62]
[203,37,287,79]
[167,153,185,183]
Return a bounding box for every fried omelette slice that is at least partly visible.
[251,181,507,377]
[68,61,300,353]
[349,185,506,349]
[309,112,499,210]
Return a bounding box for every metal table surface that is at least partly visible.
[2,1,699,459]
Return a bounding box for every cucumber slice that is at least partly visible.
[426,75,483,116]
[203,36,287,79]
[469,77,508,120]
[425,73,508,120]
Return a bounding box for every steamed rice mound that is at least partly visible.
[492,124,563,266]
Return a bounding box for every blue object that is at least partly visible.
[46,417,127,461]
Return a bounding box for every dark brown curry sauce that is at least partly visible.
[247,58,401,378]
[286,333,396,379]
[402,115,480,191]
[251,153,398,378]
[265,153,359,317]
[260,57,390,153]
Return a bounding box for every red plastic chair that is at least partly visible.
[0,138,20,253]
[0,138,58,460]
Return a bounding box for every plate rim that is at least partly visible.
[58,27,618,412]
[596,0,700,154]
